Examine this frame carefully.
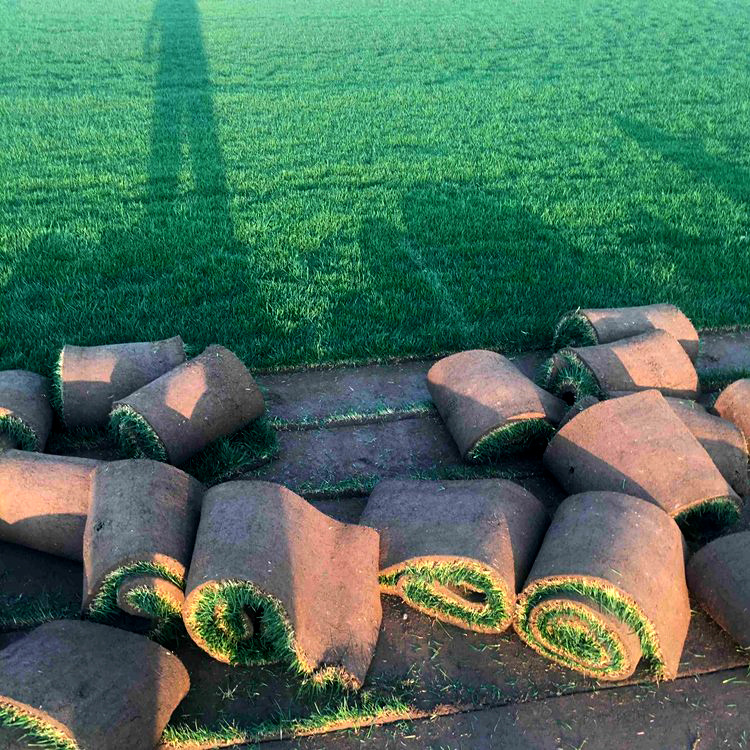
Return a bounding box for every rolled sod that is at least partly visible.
[182,480,381,688]
[56,337,185,429]
[359,479,548,633]
[686,531,750,649]
[110,344,265,466]
[543,390,741,530]
[666,397,749,497]
[0,450,99,561]
[82,460,203,630]
[0,620,189,750]
[0,370,53,452]
[540,329,700,403]
[515,491,690,681]
[552,303,699,362]
[714,379,750,447]
[427,349,566,461]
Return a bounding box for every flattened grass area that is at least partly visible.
[1,0,750,375]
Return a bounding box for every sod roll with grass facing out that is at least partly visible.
[552,303,699,362]
[714,379,750,448]
[182,480,381,688]
[82,460,203,636]
[543,390,741,532]
[359,479,548,633]
[0,370,53,452]
[541,329,699,403]
[0,450,99,561]
[0,620,189,750]
[110,344,265,466]
[515,491,690,681]
[56,337,186,429]
[427,350,566,462]
[686,531,750,650]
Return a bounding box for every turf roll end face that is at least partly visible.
[0,415,36,452]
[552,310,599,351]
[466,418,555,462]
[110,404,168,462]
[538,350,602,405]
[0,701,78,750]
[0,370,54,452]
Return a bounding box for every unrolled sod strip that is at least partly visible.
[55,337,186,429]
[427,350,566,462]
[359,479,548,633]
[0,370,53,452]
[182,481,381,688]
[515,492,690,681]
[110,344,265,466]
[552,303,699,362]
[686,531,750,650]
[82,460,203,637]
[540,329,700,403]
[543,391,741,531]
[0,620,189,750]
[0,450,99,561]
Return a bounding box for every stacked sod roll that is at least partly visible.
[714,379,750,448]
[110,344,265,465]
[182,480,382,688]
[360,479,548,632]
[0,370,53,452]
[82,460,203,640]
[515,492,691,680]
[427,350,566,461]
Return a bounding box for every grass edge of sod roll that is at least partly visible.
[50,349,65,421]
[537,351,603,404]
[109,405,169,462]
[466,418,555,463]
[551,312,599,352]
[0,702,79,750]
[515,578,664,679]
[0,415,37,451]
[673,496,742,540]
[379,560,510,632]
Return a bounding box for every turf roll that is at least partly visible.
[543,390,741,530]
[0,620,189,750]
[686,531,750,649]
[56,337,185,429]
[515,491,690,680]
[666,397,749,497]
[110,344,265,466]
[0,450,99,561]
[0,370,53,452]
[427,350,566,461]
[541,330,699,402]
[182,480,381,688]
[714,379,750,448]
[552,303,699,362]
[82,460,203,632]
[359,479,548,633]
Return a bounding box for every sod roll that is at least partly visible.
[0,450,99,561]
[714,379,750,448]
[359,479,548,633]
[666,397,749,497]
[515,491,690,680]
[56,337,185,429]
[541,329,699,403]
[552,303,699,362]
[543,390,741,530]
[0,370,53,452]
[110,344,265,466]
[0,620,188,750]
[427,350,566,461]
[686,531,750,649]
[182,480,381,688]
[82,460,203,629]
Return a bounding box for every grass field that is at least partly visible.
[1,0,749,375]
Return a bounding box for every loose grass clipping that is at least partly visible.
[427,350,566,461]
[0,620,189,750]
[55,337,186,429]
[110,344,265,466]
[82,460,203,638]
[515,491,690,681]
[0,450,99,561]
[552,303,699,362]
[359,479,548,633]
[182,480,381,689]
[543,390,741,532]
[687,531,750,650]
[0,370,53,452]
[540,329,699,403]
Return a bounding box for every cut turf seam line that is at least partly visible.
[0,702,79,750]
[0,414,37,451]
[110,404,168,461]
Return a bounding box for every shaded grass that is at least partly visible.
[552,311,599,351]
[0,593,78,632]
[109,405,168,462]
[467,419,555,462]
[0,415,37,451]
[675,496,741,542]
[0,703,78,750]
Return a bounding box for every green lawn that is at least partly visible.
[1,0,749,375]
